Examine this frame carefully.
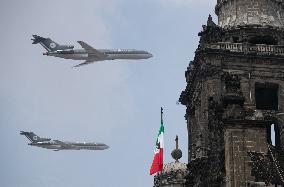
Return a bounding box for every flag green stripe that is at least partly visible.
[155,123,164,147]
[159,122,164,135]
[155,122,164,143]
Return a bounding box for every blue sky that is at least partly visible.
[0,0,216,186]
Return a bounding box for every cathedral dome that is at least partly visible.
[215,0,284,28]
[162,161,187,180]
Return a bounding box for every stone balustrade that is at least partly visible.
[204,42,284,56]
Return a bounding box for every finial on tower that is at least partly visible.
[171,135,182,162]
[175,135,179,149]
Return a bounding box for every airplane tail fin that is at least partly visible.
[20,131,51,143]
[20,131,41,143]
[31,35,74,52]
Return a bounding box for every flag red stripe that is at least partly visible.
[150,148,163,175]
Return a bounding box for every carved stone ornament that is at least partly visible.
[222,72,242,95]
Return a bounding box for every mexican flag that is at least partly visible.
[150,120,164,175]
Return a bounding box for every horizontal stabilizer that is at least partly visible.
[31,35,46,44]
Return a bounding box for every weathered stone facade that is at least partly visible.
[179,0,284,186]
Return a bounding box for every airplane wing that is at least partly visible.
[73,59,96,68]
[54,140,74,149]
[77,41,107,58]
[54,140,66,145]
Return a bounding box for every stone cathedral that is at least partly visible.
[155,0,284,187]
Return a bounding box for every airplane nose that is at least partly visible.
[148,53,153,58]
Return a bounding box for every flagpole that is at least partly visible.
[161,107,163,124]
[160,107,163,174]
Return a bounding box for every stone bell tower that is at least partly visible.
[179,0,284,186]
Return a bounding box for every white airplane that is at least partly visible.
[20,131,109,151]
[32,35,153,67]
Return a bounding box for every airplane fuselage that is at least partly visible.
[32,35,153,67]
[29,141,109,150]
[20,131,109,151]
[44,49,153,61]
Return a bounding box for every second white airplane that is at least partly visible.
[32,35,153,67]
